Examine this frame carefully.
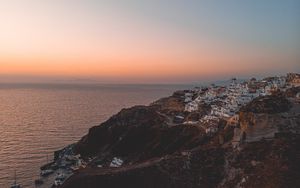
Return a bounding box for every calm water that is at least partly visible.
[0,83,190,188]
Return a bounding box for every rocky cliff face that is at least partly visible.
[240,93,291,114]
[75,105,207,165]
[234,93,300,144]
[61,91,300,188]
[285,86,300,98]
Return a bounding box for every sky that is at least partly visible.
[0,0,299,84]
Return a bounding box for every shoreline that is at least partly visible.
[37,73,300,187]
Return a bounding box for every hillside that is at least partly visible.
[35,75,300,188]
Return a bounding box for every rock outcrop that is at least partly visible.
[285,86,300,98]
[235,93,294,143]
[240,93,291,114]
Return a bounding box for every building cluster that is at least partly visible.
[183,75,293,134]
[37,144,87,187]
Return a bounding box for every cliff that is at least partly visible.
[75,105,207,164]
[60,89,300,188]
[235,91,300,144]
[239,93,291,114]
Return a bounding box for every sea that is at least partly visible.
[0,83,192,188]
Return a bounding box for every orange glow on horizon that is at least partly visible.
[1,43,293,81]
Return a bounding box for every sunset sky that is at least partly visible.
[0,0,299,83]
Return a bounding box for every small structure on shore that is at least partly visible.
[110,157,123,168]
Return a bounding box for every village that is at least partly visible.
[180,73,299,135]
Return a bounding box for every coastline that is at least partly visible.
[37,73,300,188]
